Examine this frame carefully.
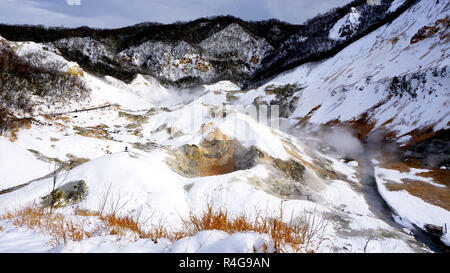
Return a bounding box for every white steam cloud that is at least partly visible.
[320,127,364,158]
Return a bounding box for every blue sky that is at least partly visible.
[0,0,352,28]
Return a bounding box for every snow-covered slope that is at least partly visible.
[0,138,52,191]
[0,0,448,253]
[238,0,449,138]
[329,7,361,40]
[231,0,449,247]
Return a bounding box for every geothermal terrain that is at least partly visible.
[0,0,448,252]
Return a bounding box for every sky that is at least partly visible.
[0,0,354,28]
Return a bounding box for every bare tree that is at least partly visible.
[47,161,69,214]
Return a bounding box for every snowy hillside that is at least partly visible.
[0,0,408,88]
[329,7,361,40]
[0,0,448,253]
[234,0,449,247]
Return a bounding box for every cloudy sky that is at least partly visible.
[0,0,353,28]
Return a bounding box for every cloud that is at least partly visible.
[0,0,353,28]
[66,0,81,6]
[264,0,351,24]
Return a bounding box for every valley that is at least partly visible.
[0,0,448,253]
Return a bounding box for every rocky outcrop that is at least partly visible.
[52,37,115,64]
[0,0,413,88]
[166,128,261,177]
[165,128,317,199]
[388,66,448,98]
[41,180,87,209]
[119,40,214,83]
[199,23,273,67]
[329,7,361,40]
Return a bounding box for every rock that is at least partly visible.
[273,158,306,181]
[166,128,262,177]
[424,224,444,237]
[41,180,87,209]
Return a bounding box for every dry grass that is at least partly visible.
[295,105,321,128]
[98,203,328,252]
[0,206,94,246]
[385,179,450,211]
[75,209,99,217]
[99,214,142,237]
[180,203,328,253]
[73,125,112,140]
[0,113,32,142]
[404,125,438,147]
[379,156,449,211]
[380,160,418,173]
[416,169,450,187]
[346,113,377,141]
[380,159,449,186]
[0,201,328,252]
[55,116,71,123]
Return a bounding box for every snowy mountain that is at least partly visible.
[0,0,448,253]
[329,7,361,40]
[0,0,413,88]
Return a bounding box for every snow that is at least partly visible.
[263,0,449,137]
[203,80,241,92]
[329,7,361,40]
[59,236,171,253]
[388,0,406,13]
[0,137,52,191]
[169,231,274,253]
[0,222,54,253]
[374,165,450,245]
[217,113,291,160]
[0,0,447,253]
[0,218,274,253]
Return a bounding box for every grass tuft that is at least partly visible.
[0,201,328,252]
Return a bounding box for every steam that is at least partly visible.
[283,121,365,159]
[153,86,206,107]
[320,126,364,158]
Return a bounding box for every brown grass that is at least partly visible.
[100,214,142,237]
[73,125,112,140]
[0,206,94,246]
[9,128,18,142]
[385,179,450,211]
[0,201,328,252]
[347,113,377,141]
[295,105,321,128]
[55,116,71,123]
[180,204,328,253]
[75,209,100,217]
[380,159,449,186]
[404,125,437,147]
[42,114,54,121]
[379,161,416,173]
[416,169,450,187]
[1,114,33,142]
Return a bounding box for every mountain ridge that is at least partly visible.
[0,0,448,253]
[0,0,415,88]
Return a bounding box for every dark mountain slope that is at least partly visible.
[0,0,418,88]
